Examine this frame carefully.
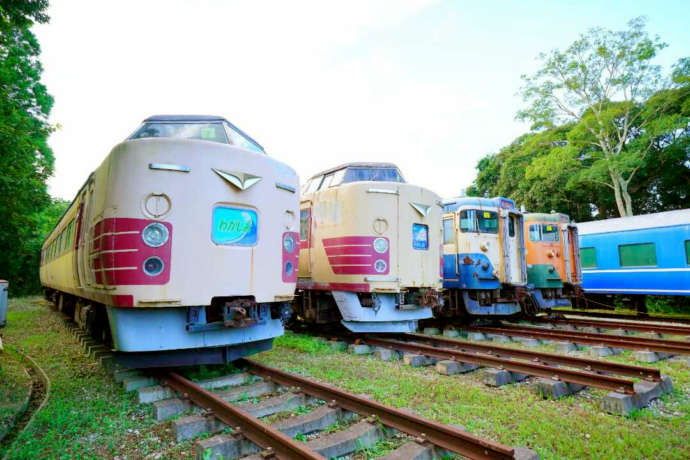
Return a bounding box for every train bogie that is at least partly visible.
[295,163,442,332]
[40,115,299,367]
[441,197,527,317]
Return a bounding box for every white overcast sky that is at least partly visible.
[36,0,690,201]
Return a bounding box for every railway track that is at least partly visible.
[534,316,690,336]
[463,323,690,355]
[546,309,690,325]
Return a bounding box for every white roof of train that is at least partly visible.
[577,208,690,235]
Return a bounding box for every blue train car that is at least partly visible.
[577,209,690,297]
[441,197,527,317]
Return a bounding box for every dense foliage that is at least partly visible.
[468,19,690,220]
[0,1,56,295]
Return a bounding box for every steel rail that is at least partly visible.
[535,317,690,336]
[239,358,515,460]
[159,371,325,460]
[399,332,661,381]
[362,337,636,395]
[466,325,690,354]
[548,309,690,325]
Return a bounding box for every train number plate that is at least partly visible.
[212,206,258,246]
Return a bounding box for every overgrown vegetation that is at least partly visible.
[468,18,689,220]
[0,350,32,437]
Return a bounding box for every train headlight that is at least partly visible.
[143,257,164,276]
[283,233,296,253]
[374,259,387,273]
[142,222,169,247]
[373,237,388,253]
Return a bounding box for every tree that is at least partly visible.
[517,17,687,217]
[0,1,54,295]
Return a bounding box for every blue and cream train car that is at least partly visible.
[441,197,528,317]
[577,209,690,298]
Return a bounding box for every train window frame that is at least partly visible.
[580,247,597,268]
[459,210,477,232]
[300,208,311,242]
[330,168,346,187]
[618,242,657,267]
[541,223,559,242]
[685,240,690,265]
[223,122,264,153]
[320,173,335,190]
[305,176,322,194]
[442,218,455,244]
[508,215,515,237]
[477,210,499,234]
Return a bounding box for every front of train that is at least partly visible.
[524,213,583,310]
[296,162,442,333]
[441,197,527,317]
[94,115,299,366]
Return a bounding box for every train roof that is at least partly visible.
[442,196,516,213]
[577,208,690,235]
[308,162,401,180]
[524,212,571,223]
[143,115,230,123]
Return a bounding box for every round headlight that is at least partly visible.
[373,237,388,254]
[143,256,164,276]
[142,222,169,247]
[374,259,387,273]
[285,261,294,276]
[283,233,296,253]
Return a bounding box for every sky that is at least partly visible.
[35,0,690,201]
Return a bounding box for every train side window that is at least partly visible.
[508,216,515,237]
[619,242,657,267]
[320,173,335,190]
[300,209,311,242]
[685,240,690,265]
[442,218,455,244]
[306,176,322,194]
[330,169,346,187]
[459,210,477,232]
[580,247,597,268]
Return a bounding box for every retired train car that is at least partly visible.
[40,115,300,367]
[524,212,582,311]
[440,197,527,317]
[577,209,690,306]
[294,162,442,333]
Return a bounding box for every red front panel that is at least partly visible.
[322,236,389,275]
[90,218,172,285]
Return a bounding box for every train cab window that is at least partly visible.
[342,167,405,184]
[508,216,515,237]
[129,122,229,144]
[443,218,455,244]
[580,247,597,268]
[684,240,690,265]
[223,122,264,153]
[305,176,322,194]
[477,211,498,234]
[541,224,559,242]
[320,173,335,189]
[619,242,657,267]
[330,168,346,187]
[459,210,477,232]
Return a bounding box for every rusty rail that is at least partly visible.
[159,371,325,460]
[547,309,690,325]
[400,332,661,381]
[466,324,690,355]
[535,317,690,336]
[362,337,636,395]
[239,358,515,460]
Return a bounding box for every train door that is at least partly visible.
[298,202,312,278]
[563,224,581,283]
[501,210,523,284]
[77,182,95,288]
[441,213,458,281]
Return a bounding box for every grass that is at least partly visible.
[0,349,32,436]
[0,297,179,459]
[254,331,690,459]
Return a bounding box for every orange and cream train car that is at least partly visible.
[40,115,299,367]
[294,163,442,333]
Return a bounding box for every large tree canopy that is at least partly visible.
[516,17,689,217]
[469,19,690,220]
[0,0,55,295]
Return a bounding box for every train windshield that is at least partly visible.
[129,122,264,153]
[529,223,560,242]
[459,209,498,234]
[342,167,405,184]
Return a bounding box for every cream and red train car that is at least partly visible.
[294,162,442,333]
[40,115,300,367]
